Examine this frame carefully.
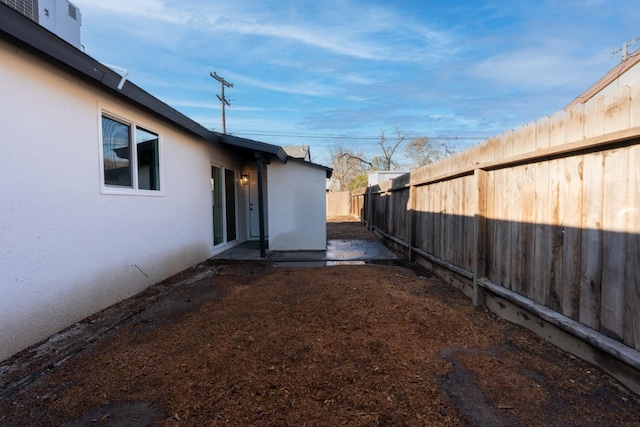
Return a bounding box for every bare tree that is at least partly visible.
[329,143,368,191]
[404,137,455,169]
[370,127,406,171]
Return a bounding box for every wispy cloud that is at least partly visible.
[77,0,190,23]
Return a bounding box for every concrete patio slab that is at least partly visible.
[212,239,399,262]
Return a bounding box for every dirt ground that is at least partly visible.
[1,217,640,426]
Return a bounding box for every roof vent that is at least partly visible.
[68,3,76,20]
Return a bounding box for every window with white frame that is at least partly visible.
[101,114,160,191]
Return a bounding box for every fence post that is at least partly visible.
[473,168,488,307]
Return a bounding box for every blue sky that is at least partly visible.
[73,0,640,166]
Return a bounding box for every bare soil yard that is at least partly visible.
[1,217,639,426]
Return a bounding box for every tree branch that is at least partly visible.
[339,152,373,167]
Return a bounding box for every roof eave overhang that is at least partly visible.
[218,133,288,162]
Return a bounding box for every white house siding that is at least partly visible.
[267,161,327,251]
[0,39,240,361]
[591,64,640,102]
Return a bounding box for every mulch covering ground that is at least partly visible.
[1,217,639,426]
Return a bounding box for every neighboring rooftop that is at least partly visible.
[565,48,640,109]
[283,145,311,162]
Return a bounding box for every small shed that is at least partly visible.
[368,171,410,187]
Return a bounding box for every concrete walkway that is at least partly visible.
[212,239,400,265]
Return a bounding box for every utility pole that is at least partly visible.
[611,36,640,61]
[210,72,233,133]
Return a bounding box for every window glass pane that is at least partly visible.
[102,116,131,187]
[136,126,160,190]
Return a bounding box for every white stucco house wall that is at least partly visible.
[0,4,331,362]
[268,159,329,250]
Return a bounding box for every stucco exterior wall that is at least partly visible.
[0,39,241,361]
[267,161,327,251]
[593,62,640,101]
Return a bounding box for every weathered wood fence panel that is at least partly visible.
[350,82,640,357]
[326,191,352,217]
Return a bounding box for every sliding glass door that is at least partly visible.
[211,166,237,247]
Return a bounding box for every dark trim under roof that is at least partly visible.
[220,134,288,163]
[0,3,302,164]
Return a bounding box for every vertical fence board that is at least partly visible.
[524,121,538,154]
[403,188,410,242]
[502,130,515,160]
[561,155,584,320]
[488,170,501,285]
[424,185,434,254]
[549,110,567,147]
[452,178,464,267]
[521,164,536,299]
[585,96,606,139]
[533,161,551,305]
[511,166,525,294]
[631,82,640,128]
[580,152,604,329]
[474,169,488,306]
[604,85,631,134]
[511,124,527,157]
[436,183,445,260]
[625,144,640,350]
[476,138,496,165]
[446,181,455,264]
[451,179,460,267]
[600,148,629,341]
[536,116,551,150]
[409,185,417,260]
[566,103,585,142]
[501,168,514,290]
[444,181,453,265]
[548,158,564,312]
[465,175,476,271]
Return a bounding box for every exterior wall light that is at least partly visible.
[241,173,249,185]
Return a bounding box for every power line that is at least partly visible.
[228,130,488,141]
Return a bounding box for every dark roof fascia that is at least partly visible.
[286,157,333,179]
[219,133,288,162]
[0,4,219,143]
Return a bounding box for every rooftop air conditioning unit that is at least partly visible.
[38,0,82,49]
[1,0,83,49]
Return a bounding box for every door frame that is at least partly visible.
[211,165,239,248]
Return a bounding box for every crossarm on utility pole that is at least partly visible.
[210,72,233,134]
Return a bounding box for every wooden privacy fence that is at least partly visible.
[326,191,352,217]
[352,83,640,389]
